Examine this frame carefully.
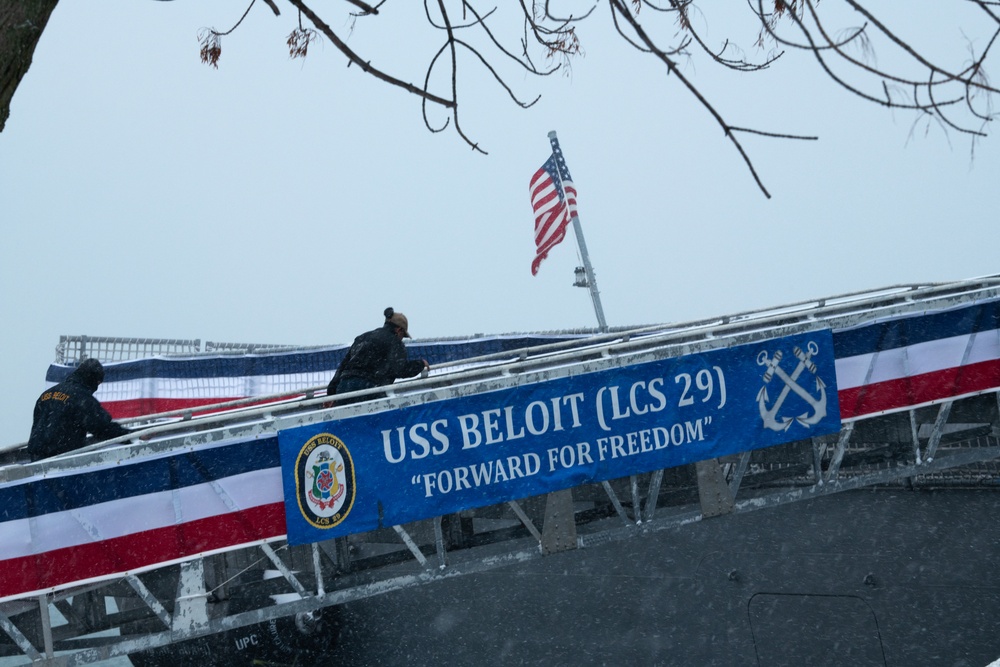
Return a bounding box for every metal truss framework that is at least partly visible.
[4,276,1000,665]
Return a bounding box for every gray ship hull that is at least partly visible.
[321,488,999,666]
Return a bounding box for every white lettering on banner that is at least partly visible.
[412,416,714,498]
[503,406,526,441]
[457,414,482,449]
[594,418,710,462]
[413,453,543,497]
[382,419,450,463]
[381,369,728,466]
[483,409,503,444]
[400,413,714,499]
[595,371,727,432]
[546,441,595,472]
[458,393,585,449]
[675,367,727,409]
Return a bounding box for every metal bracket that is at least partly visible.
[126,575,172,629]
[172,558,210,633]
[643,469,664,522]
[825,423,855,482]
[695,458,735,518]
[433,516,448,569]
[909,409,922,465]
[312,543,326,596]
[260,543,312,598]
[0,602,42,661]
[391,525,428,566]
[507,500,544,544]
[924,401,955,463]
[601,481,633,527]
[541,489,578,555]
[728,450,751,499]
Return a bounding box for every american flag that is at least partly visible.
[529,135,578,276]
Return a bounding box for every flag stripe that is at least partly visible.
[1,503,286,599]
[0,468,282,559]
[834,329,1000,389]
[833,300,1000,358]
[530,138,579,275]
[0,436,287,599]
[831,300,1000,418]
[838,358,1000,419]
[0,437,280,518]
[103,397,248,419]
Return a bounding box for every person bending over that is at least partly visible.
[27,358,131,461]
[327,307,429,405]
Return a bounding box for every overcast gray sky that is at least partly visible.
[0,1,997,447]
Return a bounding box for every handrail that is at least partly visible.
[5,275,1000,460]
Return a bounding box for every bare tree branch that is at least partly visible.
[2,0,997,198]
[607,0,787,197]
[285,0,455,110]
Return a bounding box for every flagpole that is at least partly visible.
[548,131,608,332]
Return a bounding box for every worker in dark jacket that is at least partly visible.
[27,358,131,462]
[327,307,429,404]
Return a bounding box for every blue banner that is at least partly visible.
[279,330,841,545]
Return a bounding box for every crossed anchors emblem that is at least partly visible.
[756,341,827,432]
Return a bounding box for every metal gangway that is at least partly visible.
[3,275,1000,665]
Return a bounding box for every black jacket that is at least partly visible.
[27,363,130,462]
[327,323,425,394]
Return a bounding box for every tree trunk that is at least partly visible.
[0,0,60,133]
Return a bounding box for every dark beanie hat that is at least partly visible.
[74,358,106,392]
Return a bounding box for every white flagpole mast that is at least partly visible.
[548,131,608,332]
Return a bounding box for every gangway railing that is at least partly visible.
[55,336,202,364]
[30,276,1000,425]
[50,277,960,367]
[3,274,1000,665]
[19,274,990,454]
[19,272,1000,448]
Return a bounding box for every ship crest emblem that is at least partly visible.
[756,341,828,432]
[294,433,356,529]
